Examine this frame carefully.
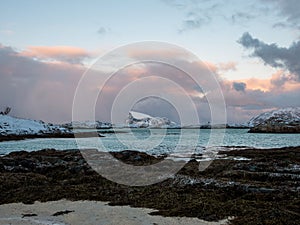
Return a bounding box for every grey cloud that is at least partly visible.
[273,0,300,24]
[179,8,214,32]
[232,82,246,92]
[238,32,300,80]
[231,12,255,25]
[1,42,299,124]
[270,73,292,87]
[272,22,288,29]
[132,97,180,123]
[222,82,300,123]
[97,27,107,35]
[161,0,188,9]
[164,0,257,32]
[263,0,300,29]
[163,0,219,32]
[181,16,210,31]
[0,45,83,123]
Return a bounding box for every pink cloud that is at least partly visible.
[19,46,93,64]
[235,70,300,92]
[0,43,299,124]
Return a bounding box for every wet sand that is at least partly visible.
[0,200,229,225]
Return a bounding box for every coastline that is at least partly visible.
[0,147,299,224]
[0,132,105,142]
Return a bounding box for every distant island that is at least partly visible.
[1,107,300,142]
[248,107,300,133]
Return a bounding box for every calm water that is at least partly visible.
[0,129,299,156]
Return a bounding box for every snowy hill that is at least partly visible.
[248,107,300,133]
[0,115,70,136]
[248,107,300,127]
[62,121,112,129]
[126,111,178,128]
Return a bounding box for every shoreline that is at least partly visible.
[0,147,299,224]
[0,132,105,142]
[1,127,299,143]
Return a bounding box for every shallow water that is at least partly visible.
[0,129,299,155]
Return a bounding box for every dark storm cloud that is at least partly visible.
[232,82,246,92]
[238,32,300,80]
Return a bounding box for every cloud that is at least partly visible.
[265,0,300,29]
[180,12,211,32]
[94,46,300,123]
[217,61,237,72]
[19,46,92,64]
[162,0,219,32]
[0,44,84,123]
[97,26,111,36]
[272,22,288,29]
[221,78,300,122]
[132,96,180,123]
[163,0,257,32]
[161,0,188,10]
[232,82,246,92]
[238,32,300,80]
[1,42,299,124]
[230,12,255,25]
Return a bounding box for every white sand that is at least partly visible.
[0,200,229,225]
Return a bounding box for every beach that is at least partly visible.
[0,200,229,225]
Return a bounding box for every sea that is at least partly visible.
[0,128,299,157]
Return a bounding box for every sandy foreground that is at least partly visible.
[0,200,229,225]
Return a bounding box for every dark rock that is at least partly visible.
[0,147,299,225]
[52,210,74,216]
[22,213,38,218]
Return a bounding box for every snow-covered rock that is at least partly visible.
[63,121,112,129]
[0,115,70,136]
[248,107,300,133]
[226,123,249,128]
[126,111,178,128]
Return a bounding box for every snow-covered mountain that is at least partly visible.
[126,111,178,128]
[62,121,112,129]
[248,107,300,133]
[0,115,70,136]
[248,107,300,127]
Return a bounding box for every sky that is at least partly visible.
[0,0,299,124]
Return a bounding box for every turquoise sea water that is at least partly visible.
[0,129,299,156]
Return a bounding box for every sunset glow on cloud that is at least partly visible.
[19,46,92,64]
[0,0,299,123]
